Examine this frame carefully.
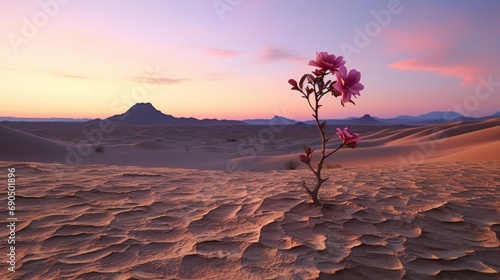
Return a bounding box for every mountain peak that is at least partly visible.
[129,102,153,107]
[105,102,244,126]
[133,102,153,106]
[128,102,158,112]
[111,102,174,124]
[348,114,384,125]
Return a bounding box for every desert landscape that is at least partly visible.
[0,107,499,279]
[1,1,500,279]
[1,102,499,171]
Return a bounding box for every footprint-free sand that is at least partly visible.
[1,161,499,279]
[0,119,499,279]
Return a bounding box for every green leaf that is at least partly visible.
[349,100,356,105]
[320,121,326,129]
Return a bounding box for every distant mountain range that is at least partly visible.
[1,103,499,126]
[244,111,500,126]
[372,111,500,125]
[388,111,463,121]
[243,115,298,125]
[93,102,245,126]
[317,114,385,126]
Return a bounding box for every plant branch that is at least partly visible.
[302,180,312,193]
[306,94,316,112]
[313,96,327,176]
[325,143,344,158]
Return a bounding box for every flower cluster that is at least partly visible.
[289,51,364,107]
[289,51,364,205]
[336,127,361,149]
[308,51,345,73]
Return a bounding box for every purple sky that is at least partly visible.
[1,0,499,120]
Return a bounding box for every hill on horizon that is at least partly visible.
[243,115,298,125]
[345,114,385,126]
[98,102,245,126]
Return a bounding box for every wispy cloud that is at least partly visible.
[52,72,189,84]
[1,67,94,80]
[201,47,240,57]
[258,46,305,63]
[390,58,483,87]
[382,29,450,54]
[128,76,190,85]
[51,73,90,79]
[384,14,493,87]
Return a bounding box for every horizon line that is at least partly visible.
[1,110,498,123]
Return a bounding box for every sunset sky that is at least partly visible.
[1,0,499,121]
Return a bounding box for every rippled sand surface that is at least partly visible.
[1,161,499,279]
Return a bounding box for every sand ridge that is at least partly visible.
[1,118,499,170]
[1,161,499,279]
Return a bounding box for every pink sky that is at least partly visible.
[1,0,499,121]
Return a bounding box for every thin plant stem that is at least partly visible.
[301,84,345,205]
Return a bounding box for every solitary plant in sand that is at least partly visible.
[289,51,364,205]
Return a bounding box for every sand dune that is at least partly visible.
[435,140,500,162]
[1,119,499,278]
[387,120,500,147]
[0,125,68,161]
[1,161,499,279]
[1,118,499,170]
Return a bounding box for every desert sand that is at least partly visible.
[0,161,499,279]
[1,118,499,170]
[0,119,499,279]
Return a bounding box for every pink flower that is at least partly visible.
[333,66,364,106]
[299,146,314,164]
[309,52,345,72]
[312,69,325,76]
[336,127,360,149]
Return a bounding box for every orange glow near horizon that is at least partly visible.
[1,1,499,121]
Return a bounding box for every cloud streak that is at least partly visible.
[384,14,494,88]
[258,46,305,63]
[201,47,240,58]
[128,76,190,85]
[51,73,90,79]
[390,58,483,87]
[52,72,190,85]
[382,29,450,54]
